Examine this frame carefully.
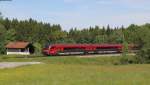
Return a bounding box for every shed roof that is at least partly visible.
[6,42,30,49]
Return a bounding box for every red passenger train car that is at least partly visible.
[42,44,132,56]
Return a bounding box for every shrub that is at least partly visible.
[33,43,42,55]
[136,48,150,64]
[119,55,137,65]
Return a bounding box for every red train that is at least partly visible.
[42,44,137,56]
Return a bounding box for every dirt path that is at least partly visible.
[0,62,42,69]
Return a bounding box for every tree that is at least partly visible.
[5,29,16,43]
[106,25,111,36]
[94,35,105,43]
[136,25,150,63]
[33,43,42,55]
[4,18,11,30]
[0,12,1,15]
[0,23,6,54]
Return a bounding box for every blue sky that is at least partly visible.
[0,0,150,30]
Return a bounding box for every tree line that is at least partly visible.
[0,18,150,63]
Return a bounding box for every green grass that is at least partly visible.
[0,55,150,85]
[0,55,135,65]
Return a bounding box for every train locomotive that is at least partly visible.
[42,44,137,56]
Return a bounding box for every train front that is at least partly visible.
[42,47,50,55]
[42,44,57,56]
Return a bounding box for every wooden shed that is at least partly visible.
[5,42,34,55]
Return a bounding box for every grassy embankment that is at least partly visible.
[0,55,149,85]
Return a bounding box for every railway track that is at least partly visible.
[55,53,136,58]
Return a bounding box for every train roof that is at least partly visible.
[50,44,122,48]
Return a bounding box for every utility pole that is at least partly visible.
[121,26,128,57]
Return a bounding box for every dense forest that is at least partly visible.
[0,17,150,62]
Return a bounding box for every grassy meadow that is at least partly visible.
[0,55,150,85]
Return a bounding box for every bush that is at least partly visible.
[33,43,42,55]
[136,48,150,64]
[119,55,137,65]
